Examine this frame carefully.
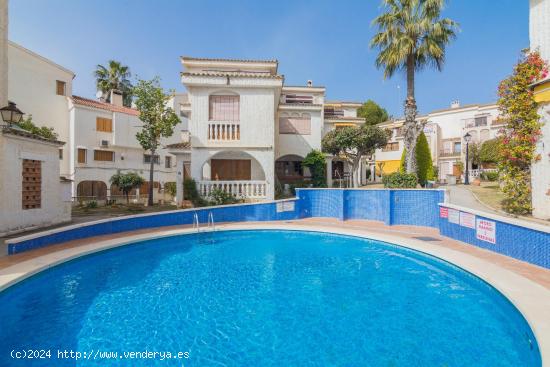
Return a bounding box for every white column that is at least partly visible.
[176,160,184,206]
[0,0,8,107]
[326,157,333,188]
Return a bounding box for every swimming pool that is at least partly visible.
[0,230,541,366]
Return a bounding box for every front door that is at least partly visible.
[211,159,251,180]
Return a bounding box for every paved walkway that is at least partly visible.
[446,185,500,214]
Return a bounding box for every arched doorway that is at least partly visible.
[76,181,107,200]
[275,154,305,185]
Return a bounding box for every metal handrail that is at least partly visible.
[193,212,200,232]
[207,212,215,231]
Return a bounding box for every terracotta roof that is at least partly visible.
[181,56,278,64]
[182,71,284,80]
[71,95,140,116]
[166,141,191,150]
[1,126,64,145]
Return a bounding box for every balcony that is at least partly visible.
[439,150,461,158]
[207,123,240,141]
[284,94,313,104]
[198,180,267,199]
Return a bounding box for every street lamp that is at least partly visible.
[0,102,24,126]
[463,132,472,185]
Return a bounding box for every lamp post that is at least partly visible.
[0,102,24,127]
[463,132,472,185]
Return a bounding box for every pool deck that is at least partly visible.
[0,218,549,365]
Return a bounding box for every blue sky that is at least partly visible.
[9,0,529,117]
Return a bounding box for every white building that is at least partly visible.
[170,57,366,202]
[374,102,501,182]
[7,41,189,204]
[0,0,71,235]
[530,0,550,219]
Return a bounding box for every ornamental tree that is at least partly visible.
[110,172,144,204]
[302,150,327,187]
[134,77,180,206]
[479,138,500,165]
[371,0,458,174]
[497,50,548,214]
[322,125,389,187]
[357,100,389,125]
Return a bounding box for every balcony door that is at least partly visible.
[211,159,251,180]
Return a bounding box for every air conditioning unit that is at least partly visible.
[101,140,109,147]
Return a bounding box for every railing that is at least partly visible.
[284,95,313,104]
[439,151,461,158]
[207,123,240,141]
[469,168,497,178]
[199,180,267,199]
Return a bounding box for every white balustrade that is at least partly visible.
[198,180,267,199]
[207,123,240,141]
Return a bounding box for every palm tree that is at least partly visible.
[94,60,133,107]
[371,0,458,174]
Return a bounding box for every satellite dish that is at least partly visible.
[96,90,104,99]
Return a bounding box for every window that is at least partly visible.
[209,95,240,121]
[284,94,313,104]
[165,156,172,168]
[22,159,41,209]
[474,116,488,127]
[144,154,160,165]
[382,142,399,152]
[59,148,63,160]
[96,117,113,132]
[453,142,462,153]
[279,115,311,135]
[56,80,66,96]
[77,148,87,163]
[94,150,114,162]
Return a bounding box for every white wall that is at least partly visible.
[69,103,182,196]
[8,41,74,176]
[0,0,7,107]
[530,0,550,61]
[0,133,70,235]
[276,110,323,159]
[187,86,276,149]
[532,103,550,219]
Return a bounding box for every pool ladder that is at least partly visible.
[192,212,200,232]
[207,212,215,231]
[192,212,215,233]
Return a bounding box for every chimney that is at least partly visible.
[450,100,460,109]
[110,89,123,107]
[307,80,313,87]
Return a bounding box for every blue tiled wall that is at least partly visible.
[9,189,549,271]
[439,206,550,269]
[8,200,300,254]
[298,189,444,227]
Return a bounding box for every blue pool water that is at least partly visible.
[0,230,541,366]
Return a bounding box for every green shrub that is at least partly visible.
[302,150,327,187]
[481,171,498,181]
[85,200,98,209]
[183,178,208,207]
[18,116,58,140]
[480,138,501,164]
[209,188,238,206]
[164,182,177,197]
[415,132,433,186]
[382,172,418,188]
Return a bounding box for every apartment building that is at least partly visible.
[7,41,188,203]
[530,0,550,219]
[169,57,366,202]
[373,102,501,182]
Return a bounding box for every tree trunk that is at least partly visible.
[351,157,361,188]
[125,191,129,205]
[403,55,420,175]
[148,150,155,206]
